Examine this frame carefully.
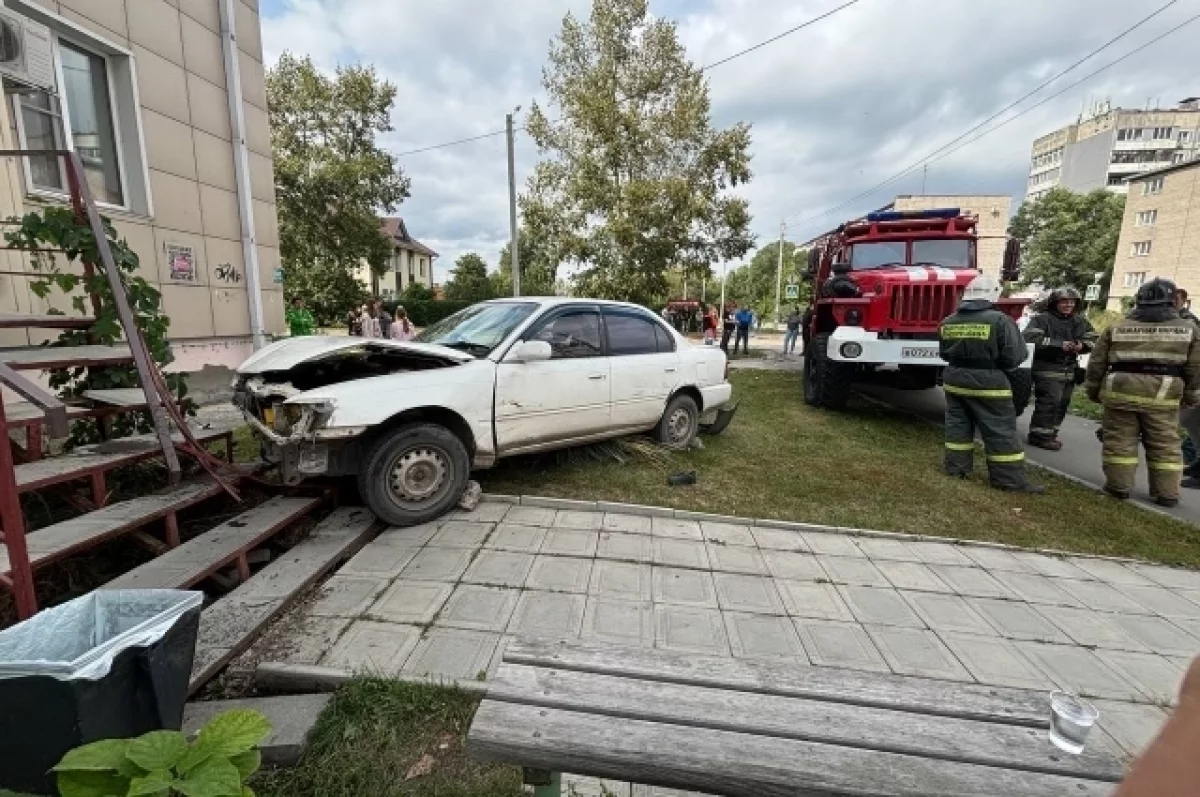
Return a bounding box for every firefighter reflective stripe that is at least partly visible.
[1032,371,1074,380]
[1148,460,1185,471]
[941,324,992,340]
[944,385,1013,398]
[986,452,1026,463]
[1103,456,1140,466]
[1101,390,1180,409]
[1111,325,1194,343]
[945,442,975,451]
[1109,351,1189,363]
[1157,376,1175,402]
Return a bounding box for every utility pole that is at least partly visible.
[720,261,727,317]
[506,111,521,296]
[774,221,785,324]
[921,164,929,194]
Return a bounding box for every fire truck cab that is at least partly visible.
[802,207,1032,410]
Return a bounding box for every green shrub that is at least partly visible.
[381,299,474,327]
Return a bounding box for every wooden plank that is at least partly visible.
[489,665,1122,782]
[0,403,140,429]
[0,344,133,370]
[504,638,1048,728]
[0,313,94,330]
[468,702,1115,797]
[83,387,160,407]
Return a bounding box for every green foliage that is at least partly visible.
[268,52,411,325]
[1009,188,1125,302]
[522,0,754,306]
[381,299,474,327]
[3,206,188,444]
[53,709,270,797]
[400,282,435,302]
[490,233,559,297]
[443,253,495,302]
[722,241,810,321]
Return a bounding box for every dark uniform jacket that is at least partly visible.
[1023,310,1096,375]
[939,300,1027,397]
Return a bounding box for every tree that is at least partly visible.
[1009,188,1125,301]
[401,282,435,301]
[720,241,810,319]
[490,232,559,297]
[267,53,411,324]
[444,253,495,302]
[522,0,754,306]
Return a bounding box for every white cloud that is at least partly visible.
[262,0,1198,282]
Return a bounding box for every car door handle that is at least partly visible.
[588,373,607,380]
[664,367,677,373]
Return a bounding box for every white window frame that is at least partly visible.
[1124,271,1147,287]
[1135,209,1158,227]
[1143,178,1165,196]
[1131,241,1152,257]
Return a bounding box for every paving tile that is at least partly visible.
[652,537,710,569]
[818,556,890,587]
[654,605,729,655]
[542,529,600,557]
[652,566,718,608]
[705,544,768,575]
[1092,700,1169,759]
[1055,579,1154,615]
[526,555,593,593]
[775,580,854,621]
[430,520,494,549]
[1112,584,1200,619]
[899,592,995,636]
[462,550,536,588]
[1070,558,1156,586]
[700,521,756,547]
[323,620,420,674]
[565,775,633,797]
[1015,642,1145,701]
[935,632,1053,689]
[1035,605,1150,652]
[1094,650,1186,705]
[457,501,512,522]
[486,635,515,680]
[375,522,439,546]
[509,591,586,636]
[905,541,974,567]
[589,560,653,601]
[554,510,604,530]
[1172,616,1200,639]
[602,513,652,535]
[712,573,786,615]
[965,598,1071,643]
[338,544,420,579]
[505,506,556,526]
[651,517,703,540]
[400,547,473,582]
[793,619,889,673]
[837,585,925,628]
[988,571,1084,607]
[308,576,389,618]
[1009,552,1095,580]
[874,560,953,593]
[596,531,653,563]
[928,565,1015,599]
[960,546,1032,573]
[582,597,654,646]
[402,627,500,682]
[764,551,826,582]
[367,580,452,624]
[1107,614,1200,657]
[281,615,352,665]
[485,523,547,553]
[864,625,972,681]
[752,527,811,552]
[438,584,521,632]
[856,538,922,562]
[724,612,807,660]
[1127,563,1200,591]
[801,532,862,557]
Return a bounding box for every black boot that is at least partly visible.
[998,482,1046,495]
[1155,496,1180,508]
[1184,461,1200,479]
[1104,486,1130,500]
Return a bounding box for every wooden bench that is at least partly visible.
[468,638,1126,797]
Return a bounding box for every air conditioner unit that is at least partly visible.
[0,7,55,92]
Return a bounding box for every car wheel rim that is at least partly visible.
[668,407,693,445]
[388,446,449,506]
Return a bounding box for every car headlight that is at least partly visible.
[840,342,863,358]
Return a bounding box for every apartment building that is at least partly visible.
[890,194,1012,276]
[353,216,438,298]
[0,0,283,373]
[1106,159,1200,311]
[1026,99,1200,202]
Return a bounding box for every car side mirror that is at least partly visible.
[1002,239,1022,282]
[511,340,552,363]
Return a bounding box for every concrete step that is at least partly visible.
[1,343,133,370]
[182,694,331,766]
[0,313,95,330]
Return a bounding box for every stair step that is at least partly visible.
[187,506,376,692]
[82,387,161,407]
[183,695,332,766]
[1,343,133,371]
[106,494,327,591]
[0,477,230,575]
[0,313,95,330]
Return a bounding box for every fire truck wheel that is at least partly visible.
[804,334,853,410]
[1007,369,1034,417]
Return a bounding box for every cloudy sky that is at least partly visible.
[259,0,1199,283]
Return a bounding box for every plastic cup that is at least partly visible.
[1049,691,1099,754]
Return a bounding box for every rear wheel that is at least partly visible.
[358,423,470,526]
[656,394,700,450]
[803,333,854,409]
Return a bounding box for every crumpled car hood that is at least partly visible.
[236,336,474,374]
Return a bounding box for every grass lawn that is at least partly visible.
[480,370,1200,568]
[1069,388,1103,421]
[254,679,521,797]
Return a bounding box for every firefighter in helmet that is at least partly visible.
[940,274,1045,493]
[1085,278,1200,507]
[822,261,860,299]
[1023,286,1097,450]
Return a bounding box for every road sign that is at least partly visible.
[1084,284,1101,301]
[273,268,284,284]
[785,283,800,299]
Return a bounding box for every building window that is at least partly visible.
[1174,151,1190,164]
[1107,174,1126,186]
[1135,210,1158,227]
[1117,127,1142,141]
[419,257,425,278]
[1180,130,1193,143]
[1131,241,1153,257]
[1124,272,1147,287]
[1143,178,1164,195]
[1152,127,1173,140]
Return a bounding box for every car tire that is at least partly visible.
[656,393,700,450]
[358,422,470,527]
[804,333,853,410]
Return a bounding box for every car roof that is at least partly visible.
[483,296,659,311]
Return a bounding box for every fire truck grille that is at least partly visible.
[890,284,963,326]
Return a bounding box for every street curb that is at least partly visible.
[254,660,489,696]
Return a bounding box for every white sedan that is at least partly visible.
[233,298,735,525]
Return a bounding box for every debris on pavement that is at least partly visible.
[458,480,483,510]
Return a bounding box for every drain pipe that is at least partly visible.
[219,0,267,350]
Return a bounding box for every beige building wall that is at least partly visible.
[1107,161,1200,311]
[892,194,1012,277]
[0,0,282,373]
[354,249,435,297]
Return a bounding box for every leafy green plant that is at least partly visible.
[52,709,270,797]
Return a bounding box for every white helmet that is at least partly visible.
[962,274,1002,304]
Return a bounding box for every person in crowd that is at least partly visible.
[285,296,314,337]
[940,274,1044,494]
[783,306,802,356]
[1022,286,1096,450]
[734,304,753,355]
[1174,289,1200,485]
[389,306,415,341]
[720,302,736,353]
[359,302,381,338]
[822,261,860,298]
[1085,278,1200,507]
[701,304,717,345]
[347,305,365,336]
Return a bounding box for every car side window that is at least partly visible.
[654,321,676,353]
[527,309,603,359]
[604,311,660,356]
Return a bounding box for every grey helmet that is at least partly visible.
[1048,286,1082,315]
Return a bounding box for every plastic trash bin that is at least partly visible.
[0,589,202,795]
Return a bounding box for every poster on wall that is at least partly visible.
[167,244,197,282]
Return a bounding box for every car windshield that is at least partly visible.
[912,239,973,268]
[415,302,538,357]
[850,241,906,270]
[849,239,974,270]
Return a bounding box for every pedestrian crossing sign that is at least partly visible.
[785,283,799,299]
[1085,284,1101,301]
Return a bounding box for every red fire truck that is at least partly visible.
[802,207,1032,410]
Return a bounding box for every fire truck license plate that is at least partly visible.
[902,347,939,359]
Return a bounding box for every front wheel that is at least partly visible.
[656,394,700,450]
[358,422,470,526]
[804,333,853,410]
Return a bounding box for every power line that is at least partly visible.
[393,128,510,157]
[784,0,1186,232]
